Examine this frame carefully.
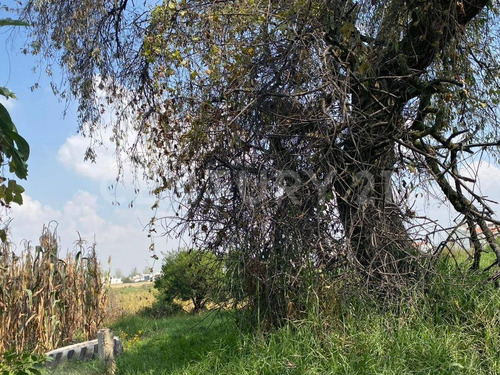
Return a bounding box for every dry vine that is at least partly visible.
[20,0,500,325]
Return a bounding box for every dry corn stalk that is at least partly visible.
[0,224,108,355]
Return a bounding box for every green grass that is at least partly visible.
[442,246,497,270]
[46,261,500,375]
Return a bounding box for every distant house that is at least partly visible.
[131,274,144,283]
[475,223,500,238]
[128,273,161,283]
[457,223,500,248]
[110,277,123,285]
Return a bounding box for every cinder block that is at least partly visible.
[45,335,122,369]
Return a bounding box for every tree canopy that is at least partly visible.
[154,249,223,312]
[22,0,500,324]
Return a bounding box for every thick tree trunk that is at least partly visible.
[333,92,416,282]
[335,145,414,276]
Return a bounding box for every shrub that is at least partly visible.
[0,350,46,375]
[140,297,184,319]
[154,249,224,312]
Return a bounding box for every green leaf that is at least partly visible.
[10,132,30,160]
[0,18,29,27]
[340,22,356,39]
[0,103,30,179]
[0,229,7,243]
[0,86,16,99]
[9,154,29,179]
[0,102,15,132]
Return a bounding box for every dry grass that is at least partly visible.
[106,282,157,323]
[105,282,216,323]
[0,225,108,355]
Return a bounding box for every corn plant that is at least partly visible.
[0,224,108,356]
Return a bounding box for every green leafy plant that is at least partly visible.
[0,17,30,241]
[0,350,45,375]
[140,295,184,318]
[0,97,29,181]
[154,249,224,312]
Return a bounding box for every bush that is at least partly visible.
[140,297,184,319]
[122,276,133,284]
[0,350,46,375]
[154,249,224,312]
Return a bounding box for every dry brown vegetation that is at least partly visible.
[0,225,108,355]
[105,282,219,323]
[106,283,156,322]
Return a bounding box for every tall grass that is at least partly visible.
[44,250,500,374]
[57,276,500,375]
[0,224,108,355]
[107,268,500,375]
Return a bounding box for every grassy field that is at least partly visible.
[49,303,500,374]
[106,282,201,323]
[45,256,500,375]
[106,282,157,323]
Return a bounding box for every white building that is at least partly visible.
[109,277,123,285]
[456,223,500,249]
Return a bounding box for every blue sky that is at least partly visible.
[0,22,173,275]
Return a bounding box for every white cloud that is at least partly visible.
[57,129,159,210]
[57,76,139,182]
[460,161,500,206]
[9,191,162,273]
[57,134,118,180]
[0,96,17,111]
[60,191,107,234]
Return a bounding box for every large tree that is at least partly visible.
[23,0,500,324]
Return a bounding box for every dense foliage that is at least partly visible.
[154,249,224,312]
[0,350,45,375]
[21,0,500,325]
